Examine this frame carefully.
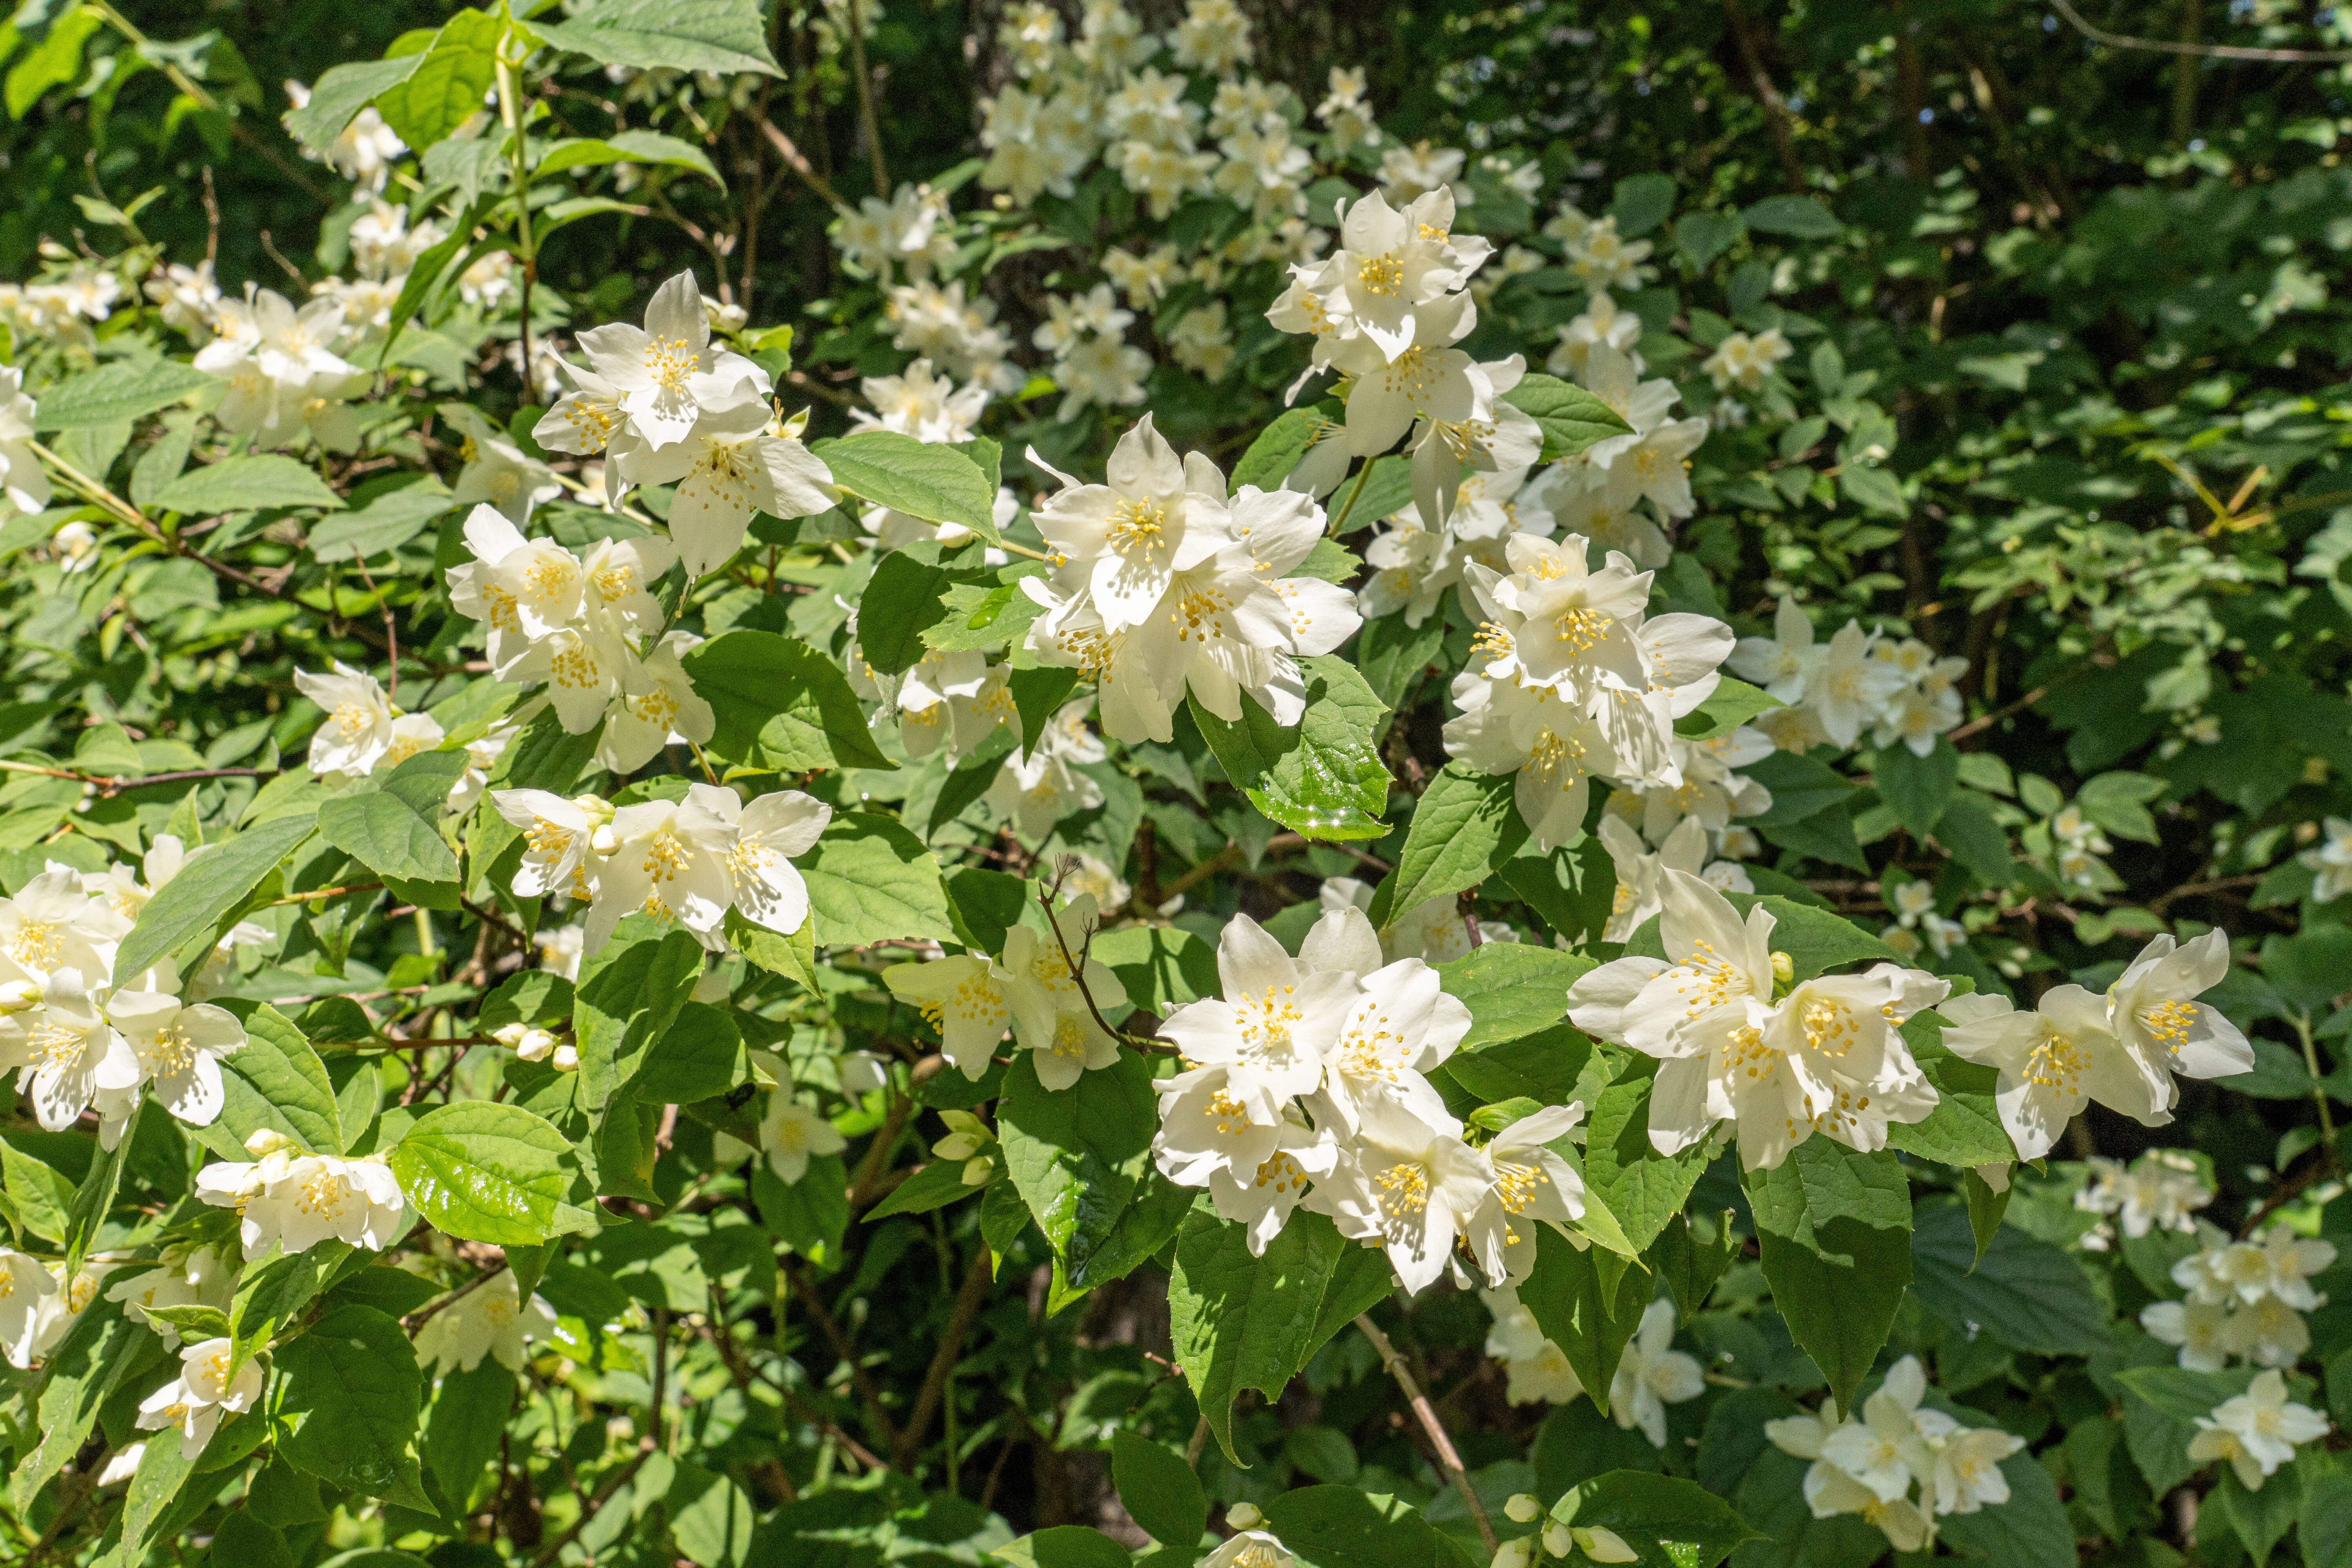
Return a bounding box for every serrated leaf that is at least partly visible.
[276,1303,434,1510]
[318,786,459,886]
[858,550,955,676]
[684,629,892,772]
[308,475,455,563]
[1189,655,1391,842]
[1874,737,1959,843]
[115,813,318,982]
[32,358,216,431]
[388,1101,595,1245]
[809,430,998,543]
[1111,1430,1207,1548]
[1909,1199,2111,1356]
[1745,1141,1912,1413]
[370,10,500,153]
[1229,407,1325,495]
[155,454,343,514]
[524,0,783,76]
[212,1001,344,1156]
[996,1053,1156,1285]
[1503,374,1635,463]
[1520,1225,1648,1415]
[1373,764,1524,927]
[1437,943,1595,1048]
[537,129,722,187]
[284,56,426,153]
[1673,675,1780,742]
[801,812,955,945]
[1742,195,1843,237]
[573,918,704,1111]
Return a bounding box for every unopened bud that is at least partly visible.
[1225,1503,1262,1531]
[244,1129,294,1157]
[1543,1524,1573,1559]
[492,1022,529,1048]
[1769,950,1794,984]
[514,1028,558,1063]
[0,981,40,1014]
[589,824,618,854]
[960,1154,995,1185]
[1505,1495,1542,1524]
[1490,1542,1532,1568]
[1574,1526,1637,1564]
[551,1042,579,1073]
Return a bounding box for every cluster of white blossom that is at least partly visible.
[1019,417,1360,745]
[532,271,835,577]
[1879,870,1965,962]
[0,1249,107,1372]
[2041,799,2120,895]
[295,657,513,799]
[0,252,123,352]
[1700,325,1795,396]
[1938,931,2252,1161]
[1593,813,1757,943]
[1483,1291,1704,1446]
[490,781,832,955]
[2070,1148,2215,1249]
[1319,876,1518,965]
[2297,815,2352,903]
[2186,1370,2330,1490]
[1033,284,1152,419]
[195,1128,407,1260]
[1731,597,1966,759]
[2143,1221,2334,1370]
[416,1270,562,1377]
[1765,1357,2027,1552]
[1441,534,1733,851]
[0,840,255,1147]
[283,79,406,191]
[1569,871,1949,1171]
[884,892,1129,1091]
[882,279,1024,394]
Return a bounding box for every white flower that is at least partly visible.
[2300,817,2352,902]
[2188,1370,2328,1489]
[296,661,394,780]
[589,785,742,949]
[599,631,719,775]
[1482,1289,1584,1405]
[1202,1531,1294,1568]
[107,1244,235,1348]
[1312,956,1472,1139]
[0,867,116,979]
[205,1147,405,1258]
[1548,290,1644,378]
[702,787,832,936]
[413,1271,560,1376]
[1377,140,1471,206]
[1599,814,1708,942]
[1938,987,2142,1160]
[0,1250,57,1368]
[1031,416,1230,632]
[103,991,245,1128]
[1463,1103,1588,1287]
[2141,1298,2235,1371]
[447,405,562,523]
[1608,1299,1704,1446]
[492,790,604,902]
[1931,1426,2025,1515]
[852,358,990,443]
[0,968,142,1133]
[615,383,836,578]
[1269,189,1491,363]
[1305,1094,1492,1294]
[571,271,769,453]
[135,1336,263,1458]
[889,953,1011,1080]
[996,895,1128,1091]
[1159,913,1356,1121]
[1729,597,1815,703]
[0,366,53,514]
[760,1096,848,1184]
[2106,930,2255,1109]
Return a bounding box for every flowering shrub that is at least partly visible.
[0,0,2346,1566]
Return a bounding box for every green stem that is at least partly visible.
[1327,457,1375,537]
[496,48,538,390]
[2294,1009,2336,1147]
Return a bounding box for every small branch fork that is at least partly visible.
[1038,860,1174,1056]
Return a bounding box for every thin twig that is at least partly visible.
[2043,0,2352,58]
[1354,1314,1496,1553]
[782,1258,902,1458]
[898,1246,993,1470]
[526,1445,652,1568]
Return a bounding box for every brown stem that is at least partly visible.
[847,1092,912,1207]
[401,1261,510,1332]
[898,1245,992,1470]
[782,1258,901,1458]
[526,1445,652,1568]
[1355,1315,1495,1553]
[1722,0,1808,193]
[843,0,888,194]
[2043,0,2350,57]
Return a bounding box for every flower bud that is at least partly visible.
[1769,950,1794,984]
[243,1129,294,1157]
[492,1022,529,1048]
[1505,1495,1542,1524]
[515,1028,558,1063]
[960,1154,995,1185]
[1225,1503,1263,1530]
[551,1042,580,1073]
[0,980,40,1014]
[1573,1526,1637,1564]
[1490,1541,1532,1568]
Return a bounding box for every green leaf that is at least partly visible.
[1502,374,1635,463]
[425,1362,515,1514]
[1676,210,1746,269]
[865,1160,982,1220]
[1167,1206,1395,1463]
[1521,1225,1649,1415]
[1838,464,1908,519]
[1673,676,1780,742]
[230,1247,332,1368]
[115,813,317,982]
[1258,1487,1479,1568]
[668,1461,757,1567]
[388,1101,595,1246]
[537,129,723,187]
[1443,1024,1594,1109]
[2118,1365,2255,1495]
[2078,769,2167,845]
[998,1053,1157,1287]
[1332,454,1413,532]
[211,1001,345,1156]
[309,475,455,563]
[802,812,956,946]
[284,56,426,154]
[12,1294,142,1510]
[1745,1141,1913,1413]
[858,550,955,676]
[1189,656,1392,842]
[1229,407,1324,495]
[1936,1446,2083,1568]
[684,630,892,772]
[1557,1470,1759,1568]
[1091,924,1219,1014]
[1935,789,2017,888]
[60,1133,126,1278]
[525,0,784,76]
[628,1000,747,1104]
[1579,1066,1713,1254]
[154,454,345,514]
[809,430,999,543]
[992,1528,1134,1568]
[32,358,216,431]
[318,785,459,886]
[1741,195,1843,237]
[572,917,704,1111]
[1875,738,1960,844]
[1909,1199,2111,1356]
[370,9,501,153]
[276,1303,434,1510]
[1609,172,1679,237]
[115,1422,204,1563]
[1111,1430,1207,1548]
[0,1142,73,1243]
[1724,893,1901,982]
[1650,1211,1735,1320]
[1372,764,1523,927]
[1437,943,1595,1048]
[1884,1017,2014,1167]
